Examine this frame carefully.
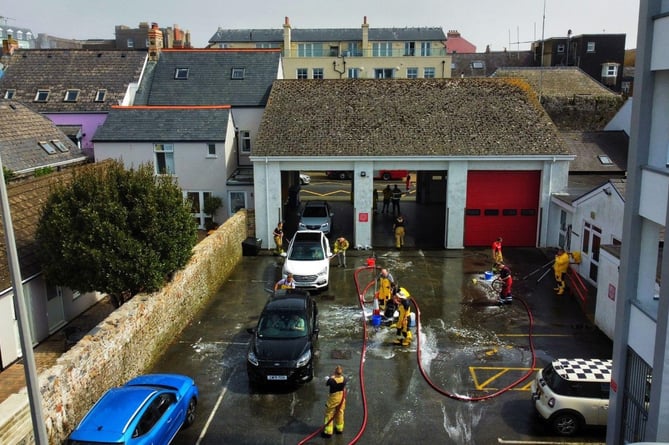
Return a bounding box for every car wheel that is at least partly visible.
[338,172,347,180]
[184,397,197,428]
[382,172,391,180]
[305,363,314,382]
[550,412,581,436]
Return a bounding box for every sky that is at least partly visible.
[3,0,640,51]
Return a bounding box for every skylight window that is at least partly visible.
[34,89,50,102]
[39,141,57,154]
[175,68,189,80]
[4,89,15,99]
[51,140,70,152]
[231,68,245,79]
[64,90,80,102]
[94,89,107,102]
[598,155,613,165]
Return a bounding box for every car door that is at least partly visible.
[132,392,180,444]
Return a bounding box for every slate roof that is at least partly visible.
[492,67,619,97]
[136,49,280,107]
[208,27,446,44]
[553,176,626,205]
[0,99,87,172]
[0,161,112,292]
[0,49,147,113]
[560,130,628,173]
[93,106,231,142]
[254,78,570,157]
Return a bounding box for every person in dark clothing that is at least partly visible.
[393,214,405,249]
[391,185,402,215]
[497,262,513,304]
[381,185,391,213]
[322,365,347,437]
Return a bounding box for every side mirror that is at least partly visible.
[246,327,256,334]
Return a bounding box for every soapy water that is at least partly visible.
[442,400,483,443]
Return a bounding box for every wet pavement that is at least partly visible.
[152,246,612,444]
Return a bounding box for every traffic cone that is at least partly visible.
[372,296,380,316]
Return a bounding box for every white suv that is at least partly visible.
[282,230,332,290]
[531,358,612,436]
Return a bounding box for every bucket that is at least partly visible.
[371,314,382,327]
[409,313,416,327]
[484,271,494,280]
[366,257,376,267]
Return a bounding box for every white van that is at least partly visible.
[531,358,612,436]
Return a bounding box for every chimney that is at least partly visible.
[283,16,291,58]
[362,16,369,56]
[148,22,163,61]
[2,34,18,56]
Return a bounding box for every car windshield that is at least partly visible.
[288,243,324,261]
[303,206,327,218]
[257,312,307,338]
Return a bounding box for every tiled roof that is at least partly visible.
[208,27,446,44]
[0,49,147,112]
[137,49,280,107]
[92,106,231,141]
[560,131,628,173]
[254,78,569,157]
[492,67,619,97]
[0,99,87,172]
[0,161,112,292]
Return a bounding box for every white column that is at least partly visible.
[253,160,283,250]
[353,163,374,248]
[446,161,467,249]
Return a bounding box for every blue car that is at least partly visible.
[68,373,198,444]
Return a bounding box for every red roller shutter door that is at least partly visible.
[464,171,540,247]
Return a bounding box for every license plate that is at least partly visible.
[267,375,288,381]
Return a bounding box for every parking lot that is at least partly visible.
[150,242,612,444]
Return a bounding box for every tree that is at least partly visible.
[36,161,198,307]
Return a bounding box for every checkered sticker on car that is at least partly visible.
[553,358,613,382]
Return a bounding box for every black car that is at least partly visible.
[325,170,353,180]
[246,289,319,386]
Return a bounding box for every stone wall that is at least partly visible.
[0,210,248,444]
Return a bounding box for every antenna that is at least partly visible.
[0,16,16,26]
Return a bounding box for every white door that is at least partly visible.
[0,294,20,368]
[46,285,66,334]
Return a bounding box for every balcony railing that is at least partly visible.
[287,47,448,58]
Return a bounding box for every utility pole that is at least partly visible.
[0,155,49,444]
[539,0,547,102]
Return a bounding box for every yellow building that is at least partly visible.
[208,16,451,79]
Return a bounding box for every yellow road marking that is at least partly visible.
[470,366,542,391]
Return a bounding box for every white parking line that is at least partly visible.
[498,439,605,444]
[195,368,236,445]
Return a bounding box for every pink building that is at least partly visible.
[446,30,476,54]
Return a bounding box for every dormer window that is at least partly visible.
[4,89,15,99]
[64,89,80,102]
[175,68,189,80]
[587,41,596,53]
[39,141,57,154]
[35,89,50,102]
[94,89,107,102]
[127,38,134,48]
[51,140,70,152]
[231,68,245,79]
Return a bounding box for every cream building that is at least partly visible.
[208,16,451,79]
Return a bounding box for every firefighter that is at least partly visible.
[322,365,347,437]
[273,221,285,255]
[392,288,413,346]
[333,236,349,267]
[377,268,395,311]
[497,262,513,304]
[491,237,503,267]
[553,248,571,295]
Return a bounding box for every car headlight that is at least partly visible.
[247,351,258,366]
[298,222,306,229]
[296,349,311,368]
[322,222,330,230]
[318,266,328,275]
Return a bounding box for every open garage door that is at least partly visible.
[464,171,540,247]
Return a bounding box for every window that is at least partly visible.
[255,43,279,48]
[374,68,394,79]
[186,191,212,229]
[347,68,360,79]
[329,45,339,57]
[231,68,245,79]
[39,141,57,154]
[423,67,435,78]
[207,143,216,157]
[420,42,431,56]
[372,42,393,57]
[297,68,308,79]
[587,41,596,53]
[347,42,360,56]
[557,44,565,53]
[154,144,175,175]
[16,30,23,40]
[582,222,602,282]
[598,155,613,165]
[407,67,418,79]
[174,68,189,79]
[34,89,50,102]
[471,61,484,69]
[602,64,618,78]
[4,89,15,99]
[64,89,79,102]
[404,42,415,56]
[312,68,324,79]
[94,89,107,102]
[297,43,323,57]
[127,38,134,48]
[51,140,70,152]
[229,191,247,216]
[240,131,251,153]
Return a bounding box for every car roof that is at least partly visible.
[72,386,156,439]
[551,358,612,382]
[265,295,310,311]
[291,230,325,242]
[272,289,311,299]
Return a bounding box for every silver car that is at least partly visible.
[298,201,333,235]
